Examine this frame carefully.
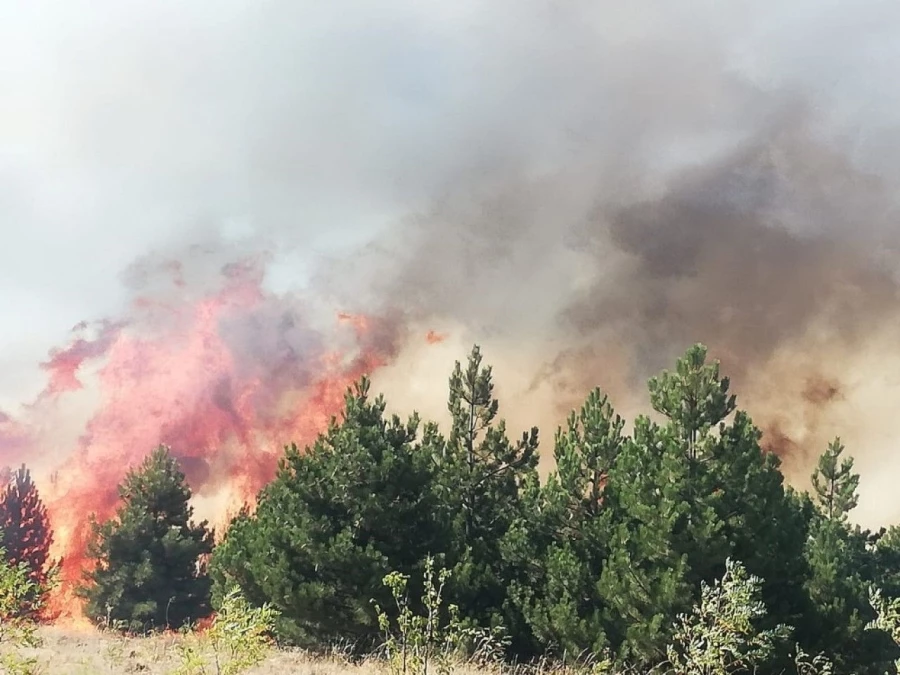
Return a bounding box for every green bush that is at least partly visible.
[373,555,508,675]
[173,585,279,675]
[666,558,791,674]
[0,543,52,674]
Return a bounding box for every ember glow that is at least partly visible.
[0,252,415,621]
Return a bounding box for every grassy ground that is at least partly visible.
[12,626,505,675]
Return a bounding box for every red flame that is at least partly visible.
[0,253,412,622]
[40,321,125,396]
[425,330,446,344]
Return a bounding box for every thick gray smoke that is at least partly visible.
[3,0,900,527]
[356,114,900,531]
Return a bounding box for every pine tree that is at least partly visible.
[873,525,900,599]
[77,446,214,632]
[802,517,898,673]
[505,388,623,656]
[811,438,859,522]
[0,465,58,615]
[550,388,624,520]
[433,345,539,652]
[596,345,810,667]
[596,415,695,665]
[648,343,736,461]
[442,345,539,540]
[802,440,897,672]
[697,410,813,640]
[209,377,444,647]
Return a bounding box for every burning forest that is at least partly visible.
[0,251,422,620]
[4,0,900,640]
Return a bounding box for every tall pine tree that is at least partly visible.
[505,388,623,656]
[433,345,539,652]
[77,446,214,632]
[0,465,58,615]
[596,344,810,667]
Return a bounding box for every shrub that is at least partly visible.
[373,556,509,675]
[666,558,791,674]
[0,544,51,674]
[174,585,279,675]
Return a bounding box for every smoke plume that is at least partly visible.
[3,0,900,616]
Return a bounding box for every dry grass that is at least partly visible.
[12,626,340,674]
[10,626,513,675]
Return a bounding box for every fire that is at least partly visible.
[0,252,447,622]
[50,610,97,635]
[425,330,446,344]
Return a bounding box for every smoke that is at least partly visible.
[361,119,900,516]
[3,0,900,613]
[313,2,900,525]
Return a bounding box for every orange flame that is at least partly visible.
[0,254,401,621]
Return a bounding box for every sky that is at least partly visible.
[3,1,900,524]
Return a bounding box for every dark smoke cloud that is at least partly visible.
[566,126,900,378]
[363,112,900,524]
[349,115,899,365]
[335,34,900,528]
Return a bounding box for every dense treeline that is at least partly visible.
[204,344,900,671]
[8,343,900,673]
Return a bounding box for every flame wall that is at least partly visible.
[0,252,414,620]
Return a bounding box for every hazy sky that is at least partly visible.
[3,0,900,405]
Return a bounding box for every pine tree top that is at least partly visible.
[811,437,860,522]
[115,445,198,526]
